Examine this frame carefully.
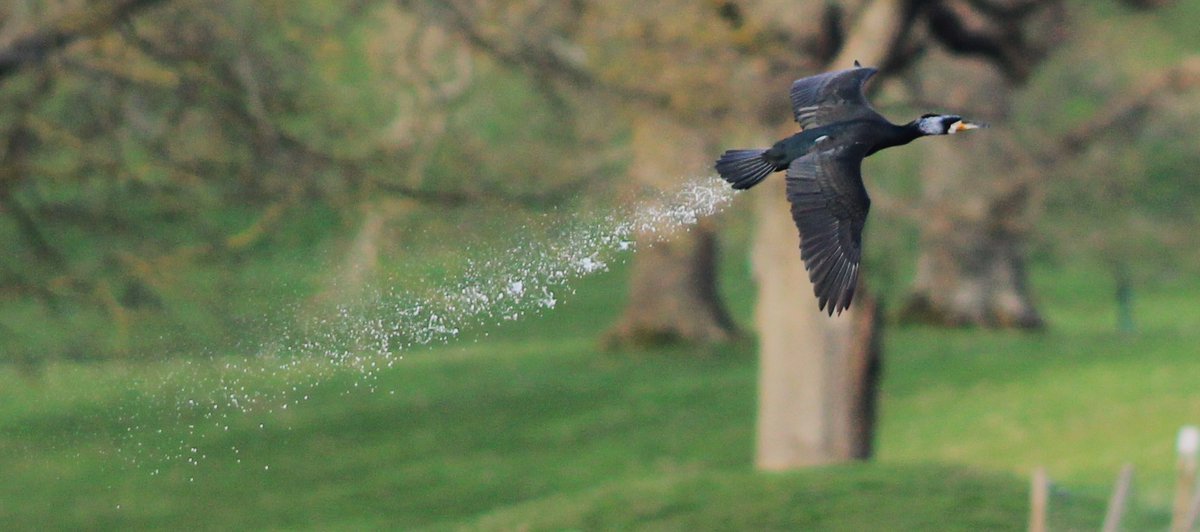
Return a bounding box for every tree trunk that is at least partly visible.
[603,220,737,348]
[899,54,1043,328]
[752,0,900,469]
[754,182,884,468]
[603,112,738,348]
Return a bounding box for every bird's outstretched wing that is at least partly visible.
[786,141,871,315]
[790,66,882,129]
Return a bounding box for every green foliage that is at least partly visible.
[1016,1,1200,279]
[0,1,624,364]
[1,1,1199,526]
[0,0,407,363]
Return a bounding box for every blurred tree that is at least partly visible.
[1010,53,1200,327]
[405,0,886,468]
[900,52,1052,328]
[411,0,1200,467]
[893,0,1067,328]
[897,0,1188,327]
[0,0,606,361]
[0,0,168,83]
[751,0,905,469]
[3,0,1195,470]
[1,0,389,358]
[400,0,746,347]
[599,114,738,347]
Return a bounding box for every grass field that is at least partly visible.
[3,2,1200,530]
[1,241,1198,529]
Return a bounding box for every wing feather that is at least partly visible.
[785,142,872,315]
[790,66,883,129]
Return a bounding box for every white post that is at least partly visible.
[1101,464,1135,532]
[1184,488,1200,532]
[1030,467,1048,532]
[1172,426,1199,532]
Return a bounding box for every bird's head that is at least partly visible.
[914,113,988,136]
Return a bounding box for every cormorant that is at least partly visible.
[715,62,986,315]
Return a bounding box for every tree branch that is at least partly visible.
[962,0,1044,20]
[1050,57,1200,162]
[401,0,669,107]
[992,57,1200,206]
[1118,0,1178,9]
[923,0,1043,81]
[0,0,170,84]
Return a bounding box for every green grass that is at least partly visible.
[880,268,1200,511]
[1,253,1195,530]
[4,0,1200,528]
[455,465,1150,531]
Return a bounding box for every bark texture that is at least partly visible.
[754,181,885,467]
[603,220,736,348]
[752,0,899,468]
[900,53,1200,327]
[891,0,1071,327]
[604,113,738,348]
[900,54,1044,327]
[0,0,169,83]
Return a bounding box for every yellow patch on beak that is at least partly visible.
[954,121,983,132]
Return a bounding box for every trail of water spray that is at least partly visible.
[114,175,737,469]
[367,174,736,356]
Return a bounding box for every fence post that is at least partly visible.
[1172,426,1199,532]
[1102,463,1135,532]
[1183,488,1200,532]
[1030,467,1048,532]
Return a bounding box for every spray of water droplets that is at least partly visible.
[111,175,737,468]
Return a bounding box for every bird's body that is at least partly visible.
[715,63,984,315]
[768,119,924,167]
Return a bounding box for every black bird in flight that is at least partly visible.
[715,62,986,315]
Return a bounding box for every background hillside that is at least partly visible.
[1,0,1199,529]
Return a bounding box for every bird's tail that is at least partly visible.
[715,149,775,190]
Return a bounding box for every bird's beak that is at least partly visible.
[954,120,987,132]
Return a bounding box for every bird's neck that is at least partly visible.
[893,121,927,146]
[865,122,925,157]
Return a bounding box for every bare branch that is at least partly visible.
[1051,57,1200,162]
[402,0,669,107]
[963,0,1044,20]
[988,56,1200,210]
[923,0,1041,80]
[368,171,592,209]
[1118,0,1178,9]
[0,0,170,84]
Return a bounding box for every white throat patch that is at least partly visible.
[917,116,947,135]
